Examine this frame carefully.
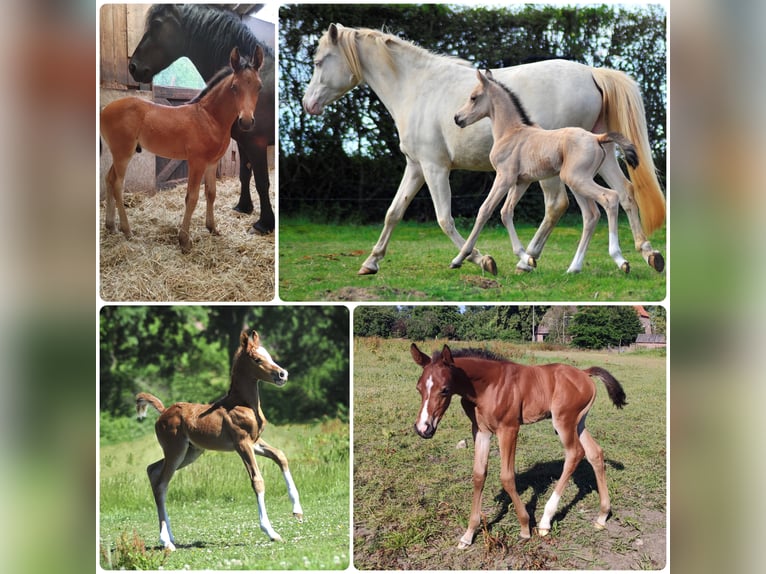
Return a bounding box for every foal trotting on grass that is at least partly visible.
[101,46,263,253]
[135,330,303,550]
[452,69,639,274]
[411,343,626,549]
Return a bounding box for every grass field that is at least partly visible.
[99,419,350,570]
[279,217,666,302]
[353,337,667,570]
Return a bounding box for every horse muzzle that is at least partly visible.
[237,115,256,132]
[128,61,154,84]
[454,114,467,128]
[272,369,289,386]
[414,422,436,439]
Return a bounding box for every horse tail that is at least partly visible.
[584,367,627,409]
[600,132,639,169]
[136,392,165,420]
[591,67,665,236]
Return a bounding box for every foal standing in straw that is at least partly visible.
[452,69,639,274]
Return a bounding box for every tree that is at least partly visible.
[569,306,643,349]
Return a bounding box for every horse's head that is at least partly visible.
[454,69,494,129]
[410,343,458,439]
[239,329,288,386]
[227,46,264,132]
[129,4,186,83]
[303,23,361,115]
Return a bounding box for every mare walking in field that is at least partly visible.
[452,69,638,273]
[129,4,276,235]
[135,330,303,550]
[303,24,664,275]
[410,343,626,548]
[101,46,263,253]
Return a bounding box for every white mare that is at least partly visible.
[302,24,665,275]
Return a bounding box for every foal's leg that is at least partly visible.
[459,430,492,549]
[537,415,586,536]
[598,148,664,272]
[579,428,611,529]
[104,156,133,239]
[498,181,534,271]
[496,425,531,539]
[146,441,197,550]
[236,440,282,541]
[564,193,601,273]
[523,177,570,270]
[359,159,425,275]
[178,163,205,253]
[450,173,513,271]
[253,438,304,520]
[203,164,220,236]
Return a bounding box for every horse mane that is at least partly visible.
[485,74,534,127]
[187,66,234,103]
[179,5,274,61]
[328,26,472,83]
[438,347,509,363]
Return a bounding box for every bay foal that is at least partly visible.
[136,330,302,550]
[452,69,639,274]
[411,343,626,548]
[101,46,263,252]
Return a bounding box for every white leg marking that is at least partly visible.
[539,491,561,531]
[283,469,303,517]
[159,520,176,551]
[257,491,282,541]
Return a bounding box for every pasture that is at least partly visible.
[279,216,666,302]
[353,337,666,570]
[99,176,274,302]
[99,419,349,570]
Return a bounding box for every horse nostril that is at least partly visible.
[129,62,136,74]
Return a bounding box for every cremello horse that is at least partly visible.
[303,24,665,275]
[135,330,302,550]
[452,69,638,273]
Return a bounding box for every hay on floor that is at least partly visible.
[99,176,274,302]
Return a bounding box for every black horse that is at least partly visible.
[129,4,275,235]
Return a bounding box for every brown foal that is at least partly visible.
[136,330,302,550]
[411,343,626,548]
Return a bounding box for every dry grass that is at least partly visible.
[99,175,274,302]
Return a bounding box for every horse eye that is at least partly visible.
[231,83,238,92]
[440,388,451,396]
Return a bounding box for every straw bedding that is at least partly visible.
[99,176,274,302]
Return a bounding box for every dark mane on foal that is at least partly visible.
[437,347,509,362]
[485,74,534,127]
[187,66,235,103]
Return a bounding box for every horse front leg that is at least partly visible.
[254,438,303,521]
[203,164,220,236]
[449,172,512,274]
[247,142,275,235]
[236,441,282,542]
[523,177,569,270]
[178,164,204,253]
[459,430,492,549]
[496,425,531,539]
[359,159,425,275]
[499,181,534,271]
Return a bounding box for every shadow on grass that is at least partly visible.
[488,458,625,531]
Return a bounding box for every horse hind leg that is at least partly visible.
[203,164,220,236]
[147,444,192,550]
[104,159,133,239]
[565,193,600,273]
[254,438,303,521]
[523,177,569,270]
[579,428,611,529]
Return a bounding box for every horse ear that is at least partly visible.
[411,343,431,368]
[442,344,454,365]
[250,330,260,347]
[252,45,264,70]
[484,69,494,80]
[240,329,249,348]
[229,47,242,71]
[329,23,340,44]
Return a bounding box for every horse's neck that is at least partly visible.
[227,366,263,412]
[488,88,527,140]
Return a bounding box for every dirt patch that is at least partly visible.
[100,175,274,301]
[462,275,502,289]
[325,286,430,301]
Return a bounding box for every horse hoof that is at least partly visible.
[535,527,550,537]
[648,251,665,272]
[593,522,607,531]
[480,255,498,276]
[248,220,274,235]
[527,256,537,268]
[457,539,472,549]
[621,261,630,274]
[449,262,462,269]
[294,512,304,523]
[232,204,254,215]
[358,266,378,276]
[179,232,192,254]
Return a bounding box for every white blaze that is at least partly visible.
[416,376,435,433]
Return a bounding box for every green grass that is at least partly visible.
[99,419,350,570]
[353,337,666,570]
[279,216,666,302]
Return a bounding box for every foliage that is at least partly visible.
[279,4,666,224]
[99,306,349,427]
[100,530,168,570]
[568,306,644,349]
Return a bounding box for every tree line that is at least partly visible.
[278,3,666,224]
[99,306,349,423]
[354,305,664,350]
